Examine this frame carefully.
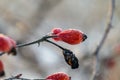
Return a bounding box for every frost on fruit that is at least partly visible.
[51,28,87,45]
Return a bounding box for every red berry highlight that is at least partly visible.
[0,60,5,77]
[51,28,62,41]
[46,72,70,80]
[52,28,62,35]
[0,34,17,55]
[105,58,115,69]
[114,44,120,55]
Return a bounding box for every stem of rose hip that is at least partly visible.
[45,39,79,69]
[44,39,74,57]
[17,35,57,48]
[0,36,57,56]
[44,39,65,50]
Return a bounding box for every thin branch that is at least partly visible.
[94,0,115,56]
[0,52,4,56]
[0,35,57,56]
[45,39,65,50]
[92,0,115,80]
[17,35,57,48]
[5,74,46,80]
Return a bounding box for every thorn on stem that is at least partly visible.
[38,42,40,47]
[14,74,22,78]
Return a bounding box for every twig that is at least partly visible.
[17,35,57,48]
[92,0,115,80]
[1,32,79,69]
[5,74,46,80]
[44,39,65,50]
[0,35,57,56]
[94,0,115,56]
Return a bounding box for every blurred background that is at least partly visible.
[0,0,120,80]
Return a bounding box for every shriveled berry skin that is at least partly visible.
[0,60,5,77]
[0,34,17,55]
[46,72,70,80]
[57,29,86,45]
[63,49,79,69]
[51,28,62,41]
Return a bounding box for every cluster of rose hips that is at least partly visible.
[0,28,88,79]
[0,27,119,80]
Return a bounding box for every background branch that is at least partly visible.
[92,0,115,80]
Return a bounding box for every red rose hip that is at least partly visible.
[57,29,87,45]
[0,34,12,53]
[52,28,62,35]
[46,72,70,80]
[51,28,62,41]
[0,34,17,55]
